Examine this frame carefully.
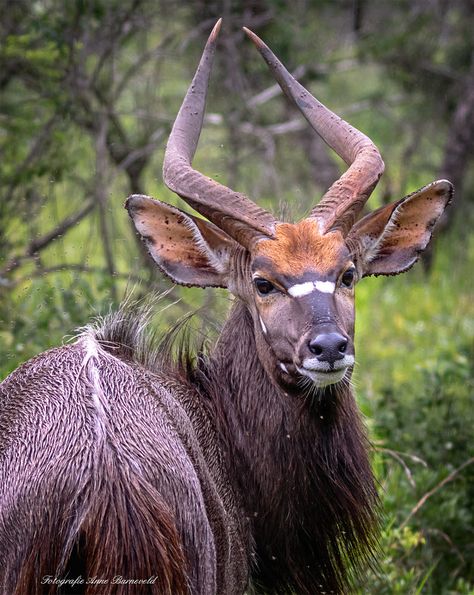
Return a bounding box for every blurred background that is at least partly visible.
[1,1,473,592]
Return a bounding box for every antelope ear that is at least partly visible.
[126,194,237,287]
[349,180,453,276]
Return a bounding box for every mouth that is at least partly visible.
[295,355,354,388]
[296,366,348,388]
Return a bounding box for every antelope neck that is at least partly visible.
[196,300,377,594]
[203,301,311,505]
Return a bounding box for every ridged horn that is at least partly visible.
[243,27,385,236]
[163,19,276,249]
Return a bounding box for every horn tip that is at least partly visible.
[242,26,265,49]
[210,18,223,41]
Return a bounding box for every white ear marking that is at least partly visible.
[365,208,402,264]
[259,315,267,334]
[180,215,227,272]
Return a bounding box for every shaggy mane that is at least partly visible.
[88,294,201,382]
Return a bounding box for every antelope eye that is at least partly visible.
[254,278,275,295]
[340,268,356,288]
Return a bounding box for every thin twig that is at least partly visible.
[400,457,474,529]
[423,527,465,568]
[376,446,428,467]
[376,447,417,488]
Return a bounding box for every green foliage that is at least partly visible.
[0,274,113,377]
[362,523,430,594]
[355,232,474,594]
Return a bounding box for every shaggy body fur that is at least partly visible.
[0,300,378,594]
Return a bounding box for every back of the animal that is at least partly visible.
[0,328,215,595]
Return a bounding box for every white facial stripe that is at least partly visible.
[314,280,335,294]
[279,362,289,374]
[288,280,335,297]
[288,282,315,297]
[259,315,267,334]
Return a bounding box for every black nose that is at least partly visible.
[308,333,348,364]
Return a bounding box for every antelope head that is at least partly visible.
[126,20,452,394]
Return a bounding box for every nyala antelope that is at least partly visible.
[0,20,452,595]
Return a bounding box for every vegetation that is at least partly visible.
[1,1,473,593]
[355,231,474,593]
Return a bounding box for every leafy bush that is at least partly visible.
[356,231,474,594]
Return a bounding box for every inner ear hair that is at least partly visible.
[126,194,238,288]
[348,180,453,277]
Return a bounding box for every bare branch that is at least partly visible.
[95,117,117,301]
[246,59,359,109]
[2,115,58,205]
[114,34,175,99]
[400,457,474,529]
[247,65,307,108]
[89,0,146,91]
[115,127,165,174]
[1,200,95,276]
[0,264,148,289]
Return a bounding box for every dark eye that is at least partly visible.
[340,268,356,288]
[254,278,275,295]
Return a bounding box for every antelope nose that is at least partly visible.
[308,333,348,364]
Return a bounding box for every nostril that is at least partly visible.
[308,338,323,356]
[338,338,348,354]
[308,335,325,356]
